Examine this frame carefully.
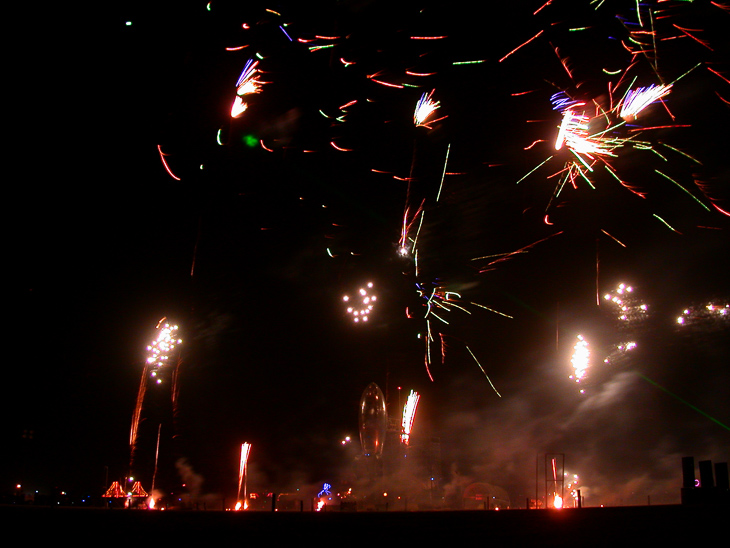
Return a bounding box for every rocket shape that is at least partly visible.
[358,382,388,457]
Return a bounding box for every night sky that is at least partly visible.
[8,0,729,507]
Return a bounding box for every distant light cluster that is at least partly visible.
[603,284,649,325]
[343,282,377,323]
[676,302,729,327]
[602,341,638,367]
[565,472,581,508]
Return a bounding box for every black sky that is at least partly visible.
[8,1,729,506]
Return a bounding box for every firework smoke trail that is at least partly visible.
[236,442,252,510]
[401,390,420,445]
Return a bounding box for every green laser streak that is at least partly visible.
[637,373,729,431]
[516,155,554,185]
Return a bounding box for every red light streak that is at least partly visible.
[499,30,544,63]
[157,145,181,181]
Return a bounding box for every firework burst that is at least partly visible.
[146,320,182,382]
[231,59,266,118]
[414,90,446,129]
[343,282,377,323]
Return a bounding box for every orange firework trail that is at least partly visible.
[237,442,252,509]
[157,145,181,181]
[473,232,563,273]
[129,362,150,467]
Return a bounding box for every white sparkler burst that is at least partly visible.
[237,442,252,509]
[414,90,442,128]
[236,60,264,96]
[620,84,672,120]
[555,108,619,156]
[231,59,265,118]
[401,390,420,445]
[231,96,248,118]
